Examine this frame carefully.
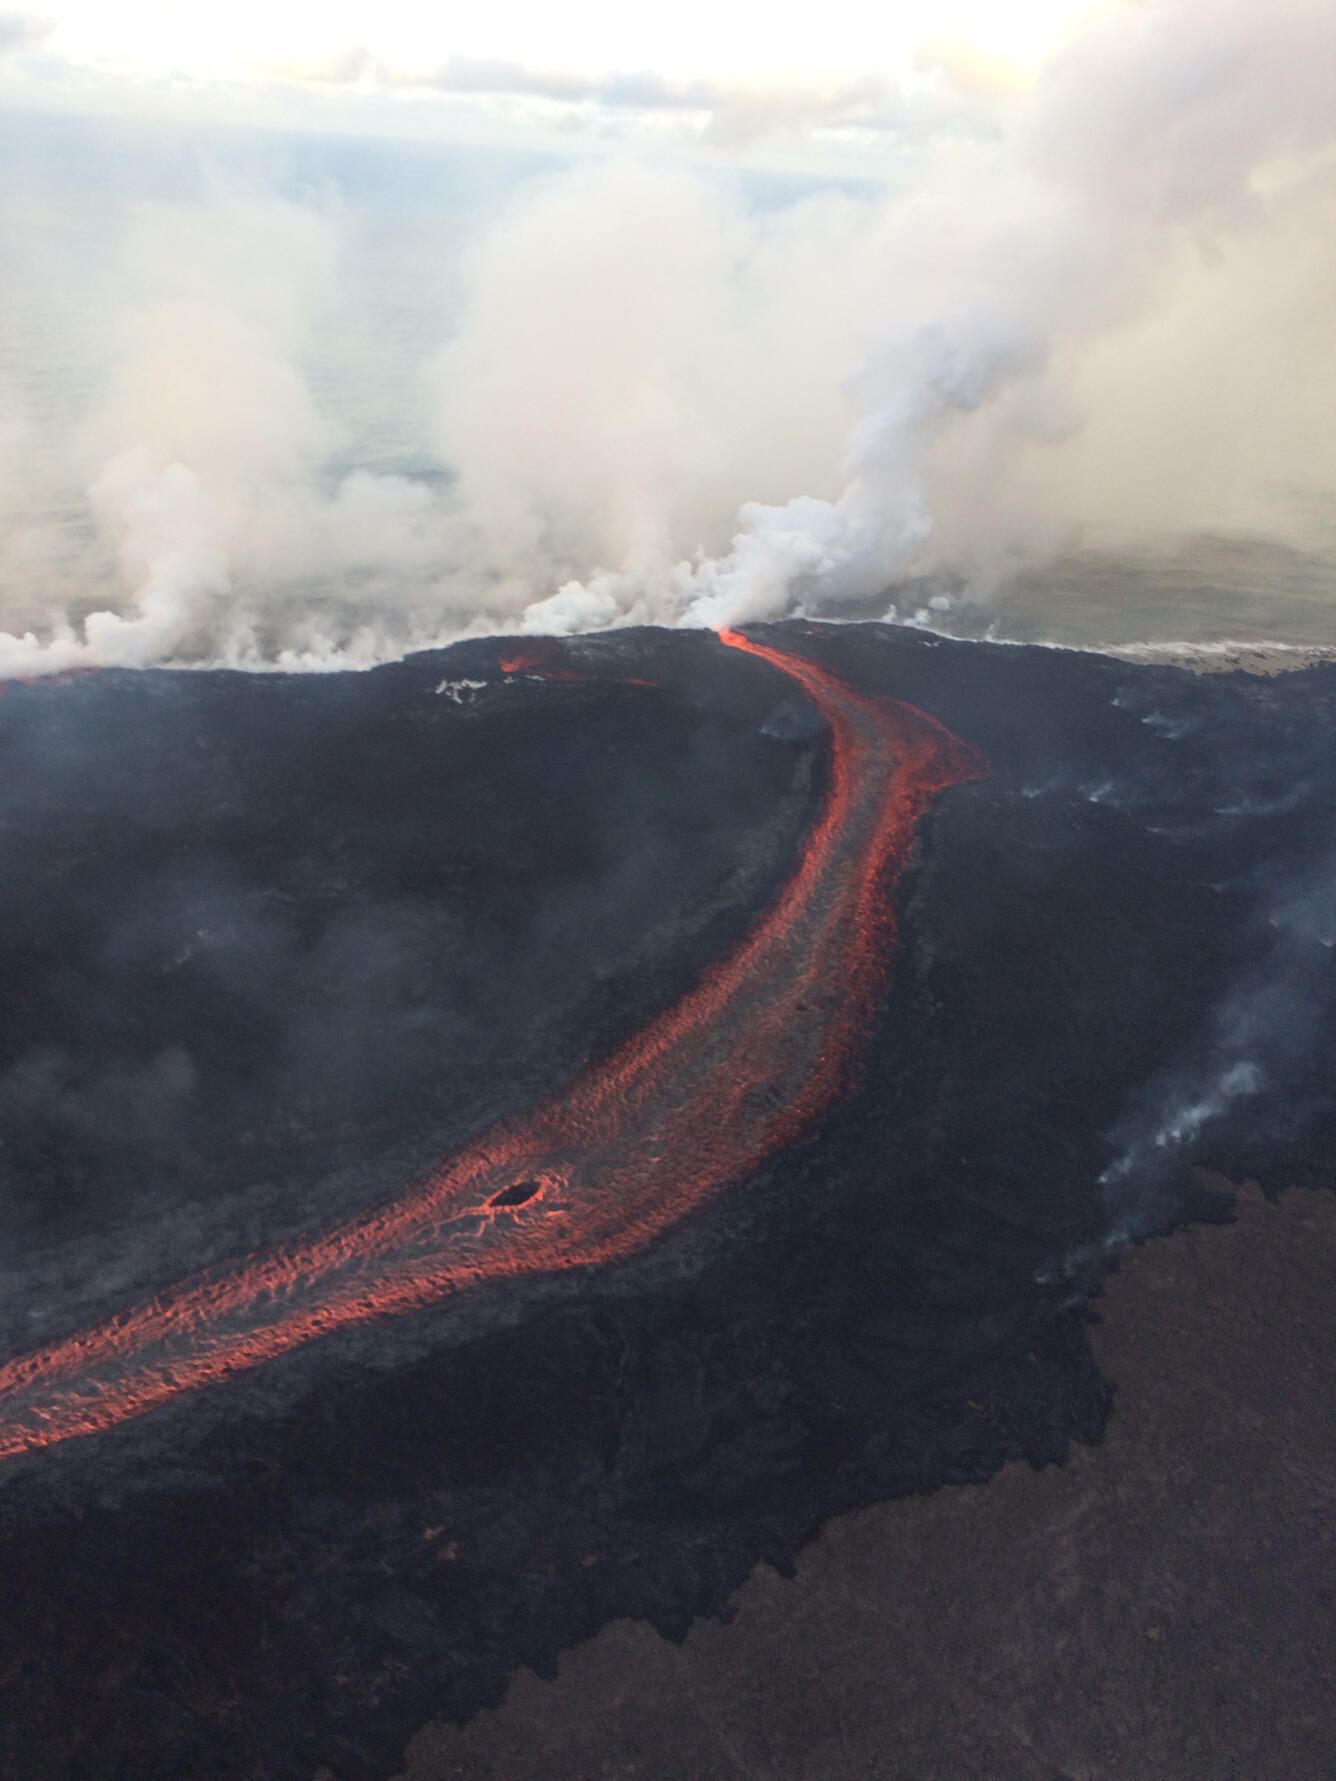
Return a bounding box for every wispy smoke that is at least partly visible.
[1101,1058,1266,1199]
[1098,846,1336,1252]
[2,0,1335,675]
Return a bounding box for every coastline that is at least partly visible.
[1096,640,1336,675]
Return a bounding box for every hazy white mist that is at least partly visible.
[2,0,1334,674]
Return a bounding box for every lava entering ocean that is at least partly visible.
[0,632,984,1459]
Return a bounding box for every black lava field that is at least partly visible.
[1,622,1334,1781]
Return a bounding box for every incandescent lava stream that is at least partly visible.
[0,631,984,1459]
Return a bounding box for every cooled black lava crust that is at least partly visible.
[2,624,1334,1781]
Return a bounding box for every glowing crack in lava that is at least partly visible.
[0,633,985,1458]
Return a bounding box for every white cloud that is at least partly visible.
[0,12,51,54]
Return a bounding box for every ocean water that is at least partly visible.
[0,110,487,599]
[920,530,1336,658]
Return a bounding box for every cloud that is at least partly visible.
[0,12,51,55]
[271,47,932,149]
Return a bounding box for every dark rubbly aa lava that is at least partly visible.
[0,630,983,1458]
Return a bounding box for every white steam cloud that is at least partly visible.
[2,0,1335,676]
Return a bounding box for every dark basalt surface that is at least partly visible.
[1,623,1334,1781]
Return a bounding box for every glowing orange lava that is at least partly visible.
[0,633,985,1458]
[498,645,550,674]
[499,640,652,686]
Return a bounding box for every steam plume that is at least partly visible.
[1,0,1334,675]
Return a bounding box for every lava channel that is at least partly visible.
[0,632,985,1458]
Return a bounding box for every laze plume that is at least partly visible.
[0,633,983,1458]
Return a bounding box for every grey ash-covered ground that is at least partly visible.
[1,623,1334,1781]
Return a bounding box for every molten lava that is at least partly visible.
[499,639,652,685]
[498,644,552,675]
[0,633,984,1459]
